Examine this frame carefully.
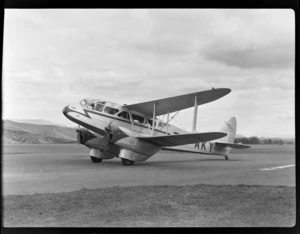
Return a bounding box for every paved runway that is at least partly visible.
[3,144,295,195]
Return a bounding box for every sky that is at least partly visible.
[3,9,295,138]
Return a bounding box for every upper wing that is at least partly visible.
[138,132,227,147]
[125,88,231,116]
[215,142,251,149]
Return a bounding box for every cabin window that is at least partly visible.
[158,122,166,127]
[147,119,156,127]
[95,103,105,112]
[118,111,130,120]
[132,114,144,124]
[104,106,119,115]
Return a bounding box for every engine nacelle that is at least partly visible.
[84,136,120,159]
[76,128,96,144]
[89,148,116,159]
[115,137,161,162]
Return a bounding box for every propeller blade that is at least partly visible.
[76,131,81,144]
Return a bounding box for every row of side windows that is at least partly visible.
[104,106,119,115]
[92,102,119,116]
[118,111,145,124]
[95,107,167,128]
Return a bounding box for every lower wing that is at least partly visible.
[161,142,251,156]
[161,145,224,156]
[215,142,250,149]
[138,132,227,147]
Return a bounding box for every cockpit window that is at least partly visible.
[80,99,95,110]
[104,106,119,115]
[132,114,144,124]
[118,111,130,120]
[80,99,87,106]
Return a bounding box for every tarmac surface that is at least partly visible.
[2,144,295,195]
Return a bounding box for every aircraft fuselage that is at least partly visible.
[63,98,189,163]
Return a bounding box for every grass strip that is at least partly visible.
[3,184,295,227]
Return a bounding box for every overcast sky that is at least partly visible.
[3,9,295,138]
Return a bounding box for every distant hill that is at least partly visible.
[9,119,70,127]
[3,120,77,144]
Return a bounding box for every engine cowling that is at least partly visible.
[115,137,161,162]
[85,136,120,159]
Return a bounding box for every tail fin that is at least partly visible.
[216,117,237,144]
[211,117,250,156]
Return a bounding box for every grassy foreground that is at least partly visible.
[3,184,295,227]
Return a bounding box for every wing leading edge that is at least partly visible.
[125,88,231,116]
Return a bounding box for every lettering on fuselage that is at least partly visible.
[209,142,213,152]
[194,142,214,152]
[201,142,206,150]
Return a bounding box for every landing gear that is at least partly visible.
[225,155,229,160]
[90,156,103,163]
[121,158,135,166]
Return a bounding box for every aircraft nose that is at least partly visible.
[62,105,68,116]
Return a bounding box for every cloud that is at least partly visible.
[277,111,294,120]
[202,43,294,69]
[133,38,194,58]
[2,9,295,137]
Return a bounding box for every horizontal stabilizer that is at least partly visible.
[215,142,251,149]
[138,132,227,147]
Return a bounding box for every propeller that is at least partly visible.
[104,121,113,133]
[103,121,132,143]
[76,124,81,144]
[104,121,116,142]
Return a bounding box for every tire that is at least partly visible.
[121,158,135,166]
[225,155,229,160]
[90,156,103,163]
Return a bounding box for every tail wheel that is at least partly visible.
[225,155,229,160]
[90,156,103,163]
[121,158,135,166]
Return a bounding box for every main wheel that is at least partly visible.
[90,156,103,163]
[121,158,135,166]
[225,155,229,160]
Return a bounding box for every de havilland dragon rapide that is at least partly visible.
[63,88,250,166]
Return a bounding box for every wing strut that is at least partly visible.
[192,95,198,132]
[152,102,156,136]
[128,110,135,131]
[166,109,169,135]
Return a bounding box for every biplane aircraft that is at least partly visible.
[62,88,250,165]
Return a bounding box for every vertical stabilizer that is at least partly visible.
[211,117,237,157]
[217,117,237,144]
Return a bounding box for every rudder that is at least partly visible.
[217,117,237,144]
[211,117,237,157]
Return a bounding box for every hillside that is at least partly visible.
[9,119,70,127]
[3,120,77,144]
